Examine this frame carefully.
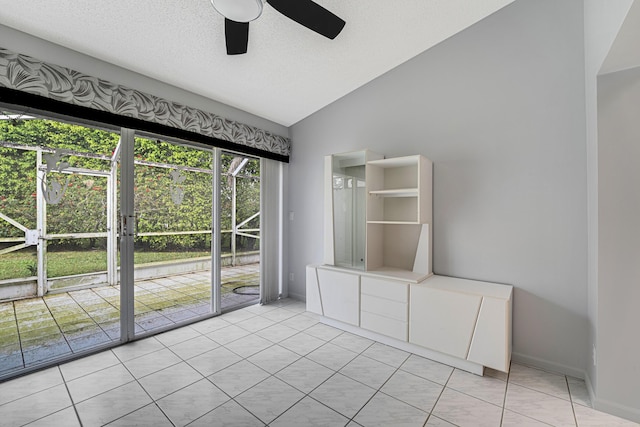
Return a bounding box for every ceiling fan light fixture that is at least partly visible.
[210,0,264,23]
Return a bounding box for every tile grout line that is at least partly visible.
[12,300,26,371]
[567,374,580,427]
[249,321,372,424]
[164,313,299,425]
[12,300,50,368]
[60,350,120,383]
[39,295,74,360]
[106,338,181,427]
[347,359,406,425]
[507,378,576,402]
[57,365,84,427]
[204,315,269,424]
[302,337,403,424]
[132,336,199,427]
[0,372,64,408]
[499,361,512,427]
[138,339,233,425]
[423,362,455,426]
[212,317,299,426]
[84,287,123,341]
[294,329,369,412]
[65,289,114,349]
[500,366,567,427]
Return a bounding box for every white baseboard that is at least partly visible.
[511,351,586,379]
[513,355,640,423]
[585,374,640,424]
[584,371,596,408]
[288,290,305,301]
[592,396,640,423]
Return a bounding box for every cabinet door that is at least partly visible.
[409,285,482,359]
[317,268,360,326]
[467,297,511,372]
[305,266,323,315]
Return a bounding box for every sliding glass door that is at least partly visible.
[131,136,215,336]
[0,111,266,379]
[219,152,261,311]
[0,112,121,375]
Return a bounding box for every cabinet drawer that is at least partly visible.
[361,276,408,303]
[361,311,408,341]
[361,294,407,322]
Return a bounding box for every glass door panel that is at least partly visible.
[219,152,260,311]
[132,136,214,334]
[0,112,120,376]
[331,153,366,270]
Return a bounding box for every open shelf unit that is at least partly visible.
[366,155,432,276]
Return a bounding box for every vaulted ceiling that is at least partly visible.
[0,0,515,126]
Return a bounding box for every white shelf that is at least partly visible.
[364,267,432,283]
[369,188,418,197]
[420,275,514,300]
[367,220,420,225]
[368,155,421,168]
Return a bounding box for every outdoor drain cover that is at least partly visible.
[232,285,259,295]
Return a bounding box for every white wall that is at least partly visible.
[289,0,589,374]
[583,0,635,415]
[596,66,640,422]
[0,24,289,138]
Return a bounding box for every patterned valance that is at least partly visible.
[0,47,290,161]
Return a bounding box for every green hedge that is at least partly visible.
[0,117,260,252]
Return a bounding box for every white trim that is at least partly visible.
[259,158,287,303]
[212,148,222,314]
[119,128,136,342]
[510,351,585,379]
[592,396,640,423]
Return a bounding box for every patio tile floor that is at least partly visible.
[0,264,259,377]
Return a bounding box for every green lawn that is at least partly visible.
[0,250,212,280]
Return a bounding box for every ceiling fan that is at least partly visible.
[210,0,346,55]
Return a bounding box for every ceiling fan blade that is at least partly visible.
[225,19,249,55]
[267,0,345,39]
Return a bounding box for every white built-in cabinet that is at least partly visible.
[308,150,513,374]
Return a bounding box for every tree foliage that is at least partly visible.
[0,116,260,253]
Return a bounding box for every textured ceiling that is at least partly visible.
[0,0,514,126]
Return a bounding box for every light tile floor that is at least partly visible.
[0,264,259,376]
[0,298,637,427]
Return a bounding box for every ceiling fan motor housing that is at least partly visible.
[210,0,264,23]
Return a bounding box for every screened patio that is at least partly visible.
[0,263,259,376]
